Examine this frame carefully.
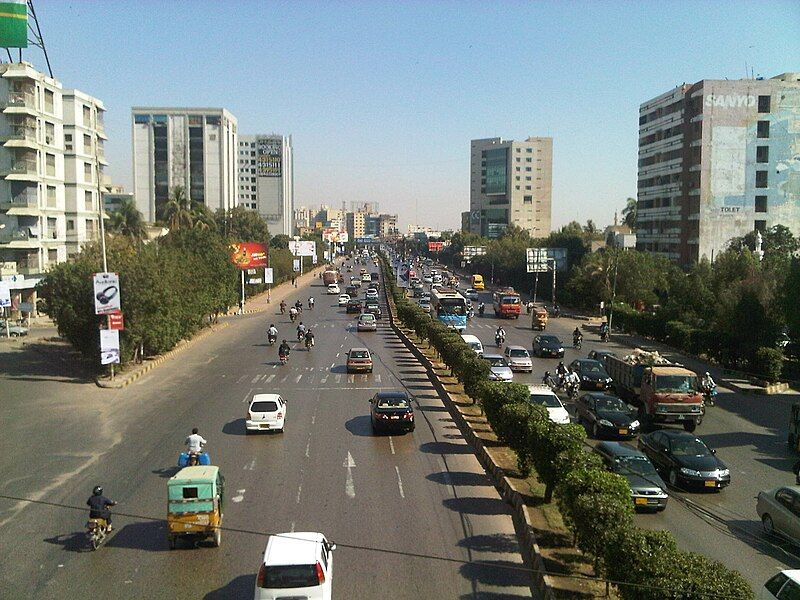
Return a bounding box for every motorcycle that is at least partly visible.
[289,311,297,323]
[180,451,211,467]
[268,334,277,346]
[86,517,110,550]
[573,337,582,350]
[297,329,306,342]
[279,352,289,365]
[702,386,717,407]
[566,382,579,400]
[305,337,315,350]
[478,304,485,317]
[495,334,505,347]
[280,303,286,315]
[600,330,609,343]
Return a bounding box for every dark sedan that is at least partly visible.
[576,393,640,438]
[594,442,668,511]
[637,430,730,491]
[346,299,363,314]
[587,350,617,363]
[570,359,613,390]
[364,301,382,319]
[370,391,415,434]
[532,334,565,358]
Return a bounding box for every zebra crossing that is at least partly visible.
[246,370,384,387]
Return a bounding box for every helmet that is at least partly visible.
[558,361,564,366]
[544,371,550,376]
[93,486,103,496]
[705,372,710,377]
[270,324,275,328]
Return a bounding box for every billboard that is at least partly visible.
[230,242,269,269]
[256,137,282,177]
[526,248,568,273]
[428,241,444,252]
[93,272,121,315]
[322,228,348,243]
[100,329,120,365]
[288,240,316,257]
[463,246,486,259]
[0,1,27,49]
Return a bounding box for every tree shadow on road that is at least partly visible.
[457,533,520,553]
[0,341,94,384]
[152,466,181,479]
[204,575,255,599]
[419,441,473,455]
[426,471,491,486]
[458,558,531,588]
[105,520,170,552]
[443,496,511,516]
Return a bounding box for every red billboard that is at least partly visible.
[428,241,444,252]
[230,243,269,269]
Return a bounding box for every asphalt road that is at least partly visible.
[0,262,531,599]
[427,263,800,590]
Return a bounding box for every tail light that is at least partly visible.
[276,412,283,418]
[256,563,266,587]
[315,561,325,584]
[404,412,414,420]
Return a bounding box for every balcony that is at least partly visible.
[2,126,38,148]
[2,159,38,180]
[2,91,37,114]
[0,227,41,247]
[0,190,39,213]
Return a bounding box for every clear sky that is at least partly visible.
[28,0,800,231]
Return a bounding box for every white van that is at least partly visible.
[461,334,484,357]
[255,531,336,600]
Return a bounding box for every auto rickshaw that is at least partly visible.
[531,306,548,330]
[167,465,225,549]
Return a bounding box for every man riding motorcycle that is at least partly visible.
[700,371,717,406]
[542,370,557,389]
[289,306,298,322]
[573,327,583,348]
[600,321,609,342]
[304,329,315,349]
[565,368,581,399]
[185,427,207,465]
[478,302,485,316]
[495,326,506,346]
[87,486,117,532]
[556,361,568,388]
[308,297,315,310]
[278,339,291,363]
[268,324,278,346]
[296,322,307,341]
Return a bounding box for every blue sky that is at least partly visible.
[30,0,800,231]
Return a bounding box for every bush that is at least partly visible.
[753,346,784,383]
[665,320,694,351]
[529,421,586,502]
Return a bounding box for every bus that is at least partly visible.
[430,287,468,332]
[471,274,485,290]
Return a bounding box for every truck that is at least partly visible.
[323,270,338,286]
[603,349,704,432]
[492,287,521,319]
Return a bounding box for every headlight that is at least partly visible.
[629,420,640,428]
[718,469,730,477]
[598,419,613,427]
[680,468,702,477]
[582,376,590,381]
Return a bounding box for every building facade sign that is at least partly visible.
[257,137,282,177]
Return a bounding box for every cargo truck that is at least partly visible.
[603,349,704,432]
[492,287,521,319]
[323,270,338,286]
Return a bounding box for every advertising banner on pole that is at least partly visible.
[462,246,486,260]
[230,242,269,269]
[264,268,274,284]
[107,312,124,331]
[288,240,316,257]
[292,259,301,272]
[0,281,10,308]
[93,272,121,315]
[428,241,444,252]
[100,329,121,364]
[312,254,318,265]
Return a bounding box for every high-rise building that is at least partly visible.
[346,211,366,240]
[0,62,107,290]
[238,134,293,236]
[293,206,313,230]
[132,107,238,222]
[378,213,398,237]
[469,137,552,239]
[637,72,800,264]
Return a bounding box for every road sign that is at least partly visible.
[289,240,316,257]
[248,278,262,284]
[264,268,274,284]
[0,281,11,308]
[108,312,124,331]
[526,248,549,273]
[93,272,121,315]
[463,246,486,260]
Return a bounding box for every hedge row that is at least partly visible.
[381,255,753,599]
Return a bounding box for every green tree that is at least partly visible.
[215,206,270,242]
[160,186,193,230]
[107,198,148,243]
[621,197,637,230]
[270,234,290,249]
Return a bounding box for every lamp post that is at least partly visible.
[607,240,620,332]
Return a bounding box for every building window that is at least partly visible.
[755,196,767,213]
[46,185,56,207]
[756,170,768,188]
[84,162,93,183]
[206,116,220,125]
[756,146,769,163]
[757,121,770,138]
[526,157,532,162]
[525,185,531,190]
[83,105,91,127]
[523,196,532,204]
[45,153,56,177]
[84,134,92,153]
[66,219,75,231]
[86,219,96,236]
[45,122,55,145]
[515,167,520,172]
[755,220,767,232]
[515,185,520,190]
[526,148,532,153]
[85,190,93,211]
[758,95,771,113]
[525,176,531,181]
[48,248,58,263]
[515,176,520,181]
[134,114,150,124]
[525,167,531,171]
[65,133,73,151]
[47,217,57,239]
[515,157,520,162]
[515,148,520,152]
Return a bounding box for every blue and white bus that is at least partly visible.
[430,287,468,332]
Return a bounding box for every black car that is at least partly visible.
[346,299,363,314]
[587,350,617,363]
[369,391,415,433]
[569,359,613,390]
[364,301,382,319]
[346,285,359,297]
[532,334,565,358]
[637,430,730,491]
[593,442,668,511]
[575,393,640,438]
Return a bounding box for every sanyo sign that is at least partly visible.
[705,94,756,108]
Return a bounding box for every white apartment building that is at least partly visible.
[132,107,238,222]
[238,134,294,236]
[0,62,107,295]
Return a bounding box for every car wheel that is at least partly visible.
[683,420,697,433]
[762,514,775,536]
[168,535,176,550]
[591,422,599,439]
[10,332,19,338]
[668,468,679,488]
[212,526,221,547]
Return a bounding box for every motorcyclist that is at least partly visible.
[295,299,303,313]
[556,361,568,387]
[185,428,207,464]
[304,329,315,349]
[600,321,609,341]
[87,486,117,531]
[478,302,485,316]
[573,327,583,346]
[542,370,556,388]
[565,368,581,397]
[296,322,307,341]
[700,371,717,406]
[527,301,534,314]
[308,297,315,310]
[495,326,506,345]
[279,300,286,315]
[278,339,290,361]
[289,306,298,322]
[552,303,560,317]
[267,324,278,345]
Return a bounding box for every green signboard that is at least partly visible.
[0,1,27,48]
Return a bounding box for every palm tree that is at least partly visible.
[161,186,194,231]
[622,197,637,230]
[108,198,148,242]
[191,203,217,231]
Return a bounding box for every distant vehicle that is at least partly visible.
[338,294,351,306]
[460,334,484,357]
[246,394,286,434]
[365,288,379,301]
[575,392,640,439]
[327,283,340,295]
[471,274,484,290]
[418,299,431,313]
[569,359,613,390]
[464,288,480,301]
[757,486,800,546]
[531,306,548,330]
[588,349,617,363]
[637,430,730,490]
[370,272,379,282]
[760,570,800,600]
[346,299,363,313]
[322,270,338,286]
[357,313,377,332]
[430,287,468,332]
[364,301,382,319]
[360,273,371,283]
[593,441,668,511]
[492,287,521,319]
[255,531,335,600]
[532,334,565,358]
[422,274,433,284]
[0,321,28,337]
[526,385,570,424]
[504,345,533,372]
[369,391,415,434]
[482,354,513,382]
[347,347,373,373]
[346,285,358,297]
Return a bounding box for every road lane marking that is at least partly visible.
[320,376,328,384]
[312,415,316,425]
[280,375,289,383]
[295,374,303,383]
[375,374,381,383]
[395,466,405,498]
[251,374,261,384]
[266,374,276,383]
[244,459,256,471]
[335,374,342,383]
[307,374,315,384]
[348,375,355,383]
[232,489,246,503]
[344,451,356,498]
[336,352,340,358]
[241,388,254,403]
[236,374,248,384]
[305,439,311,458]
[296,484,302,504]
[330,362,335,369]
[290,521,295,532]
[389,437,396,455]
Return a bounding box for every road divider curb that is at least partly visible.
[95,322,230,389]
[383,280,557,600]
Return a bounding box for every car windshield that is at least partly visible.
[484,357,508,367]
[616,456,658,477]
[670,438,711,457]
[655,375,696,393]
[502,296,520,304]
[350,350,369,359]
[578,362,605,374]
[530,394,562,408]
[250,401,278,412]
[360,314,375,321]
[595,397,627,412]
[377,397,409,409]
[509,349,529,358]
[540,336,560,345]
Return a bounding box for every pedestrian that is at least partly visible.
[292,276,297,287]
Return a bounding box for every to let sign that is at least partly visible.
[108,312,124,331]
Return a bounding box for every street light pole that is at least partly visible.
[608,243,620,331]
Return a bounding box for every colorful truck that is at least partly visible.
[492,287,521,319]
[322,270,338,286]
[603,349,704,432]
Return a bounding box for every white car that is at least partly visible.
[482,354,513,382]
[527,385,570,424]
[361,273,371,283]
[337,293,350,306]
[326,283,340,294]
[464,288,480,301]
[461,334,484,357]
[419,299,431,313]
[255,531,335,600]
[422,275,433,284]
[504,345,533,372]
[246,394,286,433]
[365,288,379,300]
[760,570,800,600]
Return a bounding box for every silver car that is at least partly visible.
[757,485,800,544]
[482,354,513,382]
[504,345,533,372]
[0,320,28,337]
